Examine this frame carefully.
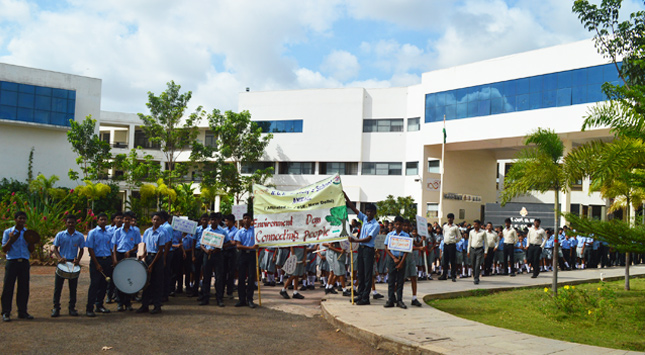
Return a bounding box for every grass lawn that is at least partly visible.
[428,278,645,351]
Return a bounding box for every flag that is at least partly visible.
[442,115,447,144]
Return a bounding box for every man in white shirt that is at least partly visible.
[439,213,461,282]
[467,220,487,285]
[526,219,547,278]
[483,222,498,276]
[502,218,519,276]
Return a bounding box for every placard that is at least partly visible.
[374,234,386,250]
[171,217,198,235]
[232,204,247,221]
[387,236,414,253]
[340,239,359,252]
[283,254,297,275]
[416,215,428,238]
[201,230,225,249]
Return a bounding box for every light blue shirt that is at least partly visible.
[182,234,194,250]
[225,226,238,250]
[143,226,166,253]
[514,240,525,253]
[561,238,571,249]
[194,225,206,249]
[201,225,229,251]
[385,230,410,257]
[357,212,379,248]
[545,235,555,248]
[576,236,586,247]
[234,226,255,247]
[111,226,142,253]
[456,238,465,252]
[2,227,30,260]
[497,237,505,251]
[162,221,174,246]
[53,230,85,260]
[170,230,183,251]
[569,237,578,248]
[86,226,113,257]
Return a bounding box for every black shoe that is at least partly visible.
[69,309,79,317]
[336,285,343,291]
[18,312,33,320]
[197,295,204,301]
[352,296,361,303]
[438,276,447,280]
[217,300,225,307]
[269,281,276,287]
[531,275,538,278]
[329,288,338,294]
[135,306,149,313]
[474,280,480,285]
[248,301,257,309]
[451,278,456,282]
[117,305,126,312]
[199,300,210,306]
[299,286,307,291]
[2,313,10,322]
[126,306,134,312]
[373,293,384,300]
[342,290,351,297]
[411,299,422,307]
[292,293,305,299]
[510,273,516,277]
[279,290,290,299]
[169,292,176,297]
[307,285,315,290]
[234,301,247,307]
[86,311,96,317]
[106,298,114,304]
[150,308,162,314]
[384,300,395,308]
[396,301,407,309]
[51,308,60,318]
[96,306,111,314]
[356,299,370,305]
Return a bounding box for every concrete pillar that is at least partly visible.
[128,124,136,150]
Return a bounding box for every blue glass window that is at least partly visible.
[35,95,51,110]
[253,119,304,133]
[0,105,17,120]
[35,87,51,96]
[0,90,17,105]
[34,110,50,124]
[556,88,572,107]
[504,96,517,113]
[491,98,504,115]
[467,101,478,117]
[478,100,491,116]
[18,93,34,108]
[445,105,456,120]
[516,78,529,95]
[17,108,34,122]
[456,103,467,119]
[557,72,572,89]
[1,82,18,91]
[516,94,529,111]
[0,80,76,127]
[529,92,541,110]
[588,66,604,84]
[542,90,557,108]
[543,74,557,91]
[18,84,35,94]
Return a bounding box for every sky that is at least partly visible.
[1,0,644,115]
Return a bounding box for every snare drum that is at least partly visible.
[112,258,149,294]
[56,262,81,279]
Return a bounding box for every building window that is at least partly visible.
[407,117,420,132]
[362,162,402,176]
[426,203,439,218]
[278,162,314,175]
[425,62,621,123]
[204,131,217,148]
[0,81,76,127]
[406,162,418,176]
[240,162,274,174]
[319,162,358,175]
[254,119,303,133]
[134,130,160,149]
[427,160,440,174]
[363,119,404,132]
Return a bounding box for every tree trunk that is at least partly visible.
[625,196,631,291]
[552,190,559,296]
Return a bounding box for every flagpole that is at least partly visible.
[438,115,446,225]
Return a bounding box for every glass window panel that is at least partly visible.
[543,73,557,91]
[587,84,606,102]
[557,71,572,89]
[0,105,17,120]
[456,88,469,103]
[456,103,467,119]
[35,87,52,96]
[479,86,490,100]
[375,163,389,175]
[603,64,620,83]
[503,80,517,97]
[34,110,50,124]
[35,95,51,110]
[588,66,604,84]
[293,120,303,132]
[52,97,67,112]
[556,88,572,107]
[516,94,529,111]
[52,88,68,98]
[445,104,456,120]
[434,106,445,121]
[542,90,556,108]
[490,82,504,99]
[51,112,67,126]
[269,121,278,133]
[572,68,587,86]
[68,91,76,100]
[362,163,375,175]
[0,90,17,105]
[529,92,541,109]
[466,86,480,102]
[407,117,420,131]
[1,81,18,91]
[478,100,491,116]
[436,92,446,106]
[425,94,436,107]
[425,106,436,123]
[17,93,34,108]
[445,90,457,106]
[491,98,504,114]
[467,101,478,118]
[18,84,35,94]
[377,120,389,132]
[572,86,587,104]
[503,96,517,113]
[516,78,529,95]
[529,76,542,93]
[427,160,440,173]
[67,99,75,114]
[17,107,33,122]
[406,162,418,176]
[390,119,403,132]
[388,163,402,176]
[256,121,271,133]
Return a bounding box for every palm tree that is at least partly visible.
[500,128,567,295]
[140,178,177,211]
[29,174,60,205]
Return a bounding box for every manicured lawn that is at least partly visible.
[428,278,645,351]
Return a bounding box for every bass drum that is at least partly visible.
[112,258,149,294]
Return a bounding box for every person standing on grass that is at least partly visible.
[344,192,380,306]
[1,211,34,322]
[440,213,460,282]
[467,220,487,285]
[526,219,547,278]
[384,216,408,309]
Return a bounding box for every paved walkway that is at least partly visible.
[321,265,645,355]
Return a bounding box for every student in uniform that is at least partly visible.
[52,215,86,317]
[526,219,547,278]
[384,216,408,309]
[159,212,173,302]
[136,212,167,314]
[180,231,194,295]
[440,213,460,282]
[111,211,142,311]
[199,213,230,306]
[483,222,498,276]
[223,214,239,296]
[515,235,528,273]
[467,220,487,285]
[275,247,289,285]
[1,211,34,322]
[302,244,318,290]
[168,220,183,296]
[280,244,307,299]
[234,213,258,308]
[105,212,123,304]
[455,232,466,277]
[317,244,330,289]
[495,233,505,275]
[502,218,518,276]
[407,224,423,307]
[191,213,209,297]
[344,193,380,305]
[85,213,115,317]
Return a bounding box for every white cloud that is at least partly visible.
[321,50,360,81]
[345,0,453,30]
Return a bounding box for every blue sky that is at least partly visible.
[0,0,644,113]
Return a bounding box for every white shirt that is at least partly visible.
[485,230,498,250]
[503,227,518,245]
[468,229,488,253]
[442,223,461,244]
[527,226,547,248]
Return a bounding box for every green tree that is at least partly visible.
[376,195,417,222]
[138,81,203,204]
[500,128,567,295]
[67,115,112,182]
[112,148,162,189]
[74,180,112,214]
[29,174,61,205]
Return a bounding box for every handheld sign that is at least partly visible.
[172,217,198,235]
[387,236,414,253]
[283,255,297,275]
[374,234,386,250]
[416,215,428,238]
[340,239,359,252]
[201,230,225,249]
[232,204,247,221]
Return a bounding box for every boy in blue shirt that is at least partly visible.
[111,211,141,311]
[190,213,209,297]
[234,213,258,308]
[137,212,167,314]
[1,211,34,322]
[224,214,239,296]
[52,215,85,317]
[199,213,230,306]
[85,212,115,317]
[384,216,408,309]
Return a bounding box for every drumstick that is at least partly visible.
[99,269,111,283]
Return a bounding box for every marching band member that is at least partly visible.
[111,211,141,311]
[85,213,114,317]
[234,213,258,308]
[137,212,167,314]
[1,211,34,322]
[52,215,85,317]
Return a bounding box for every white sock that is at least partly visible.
[373,290,378,295]
[412,295,417,300]
[281,287,287,292]
[293,290,299,295]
